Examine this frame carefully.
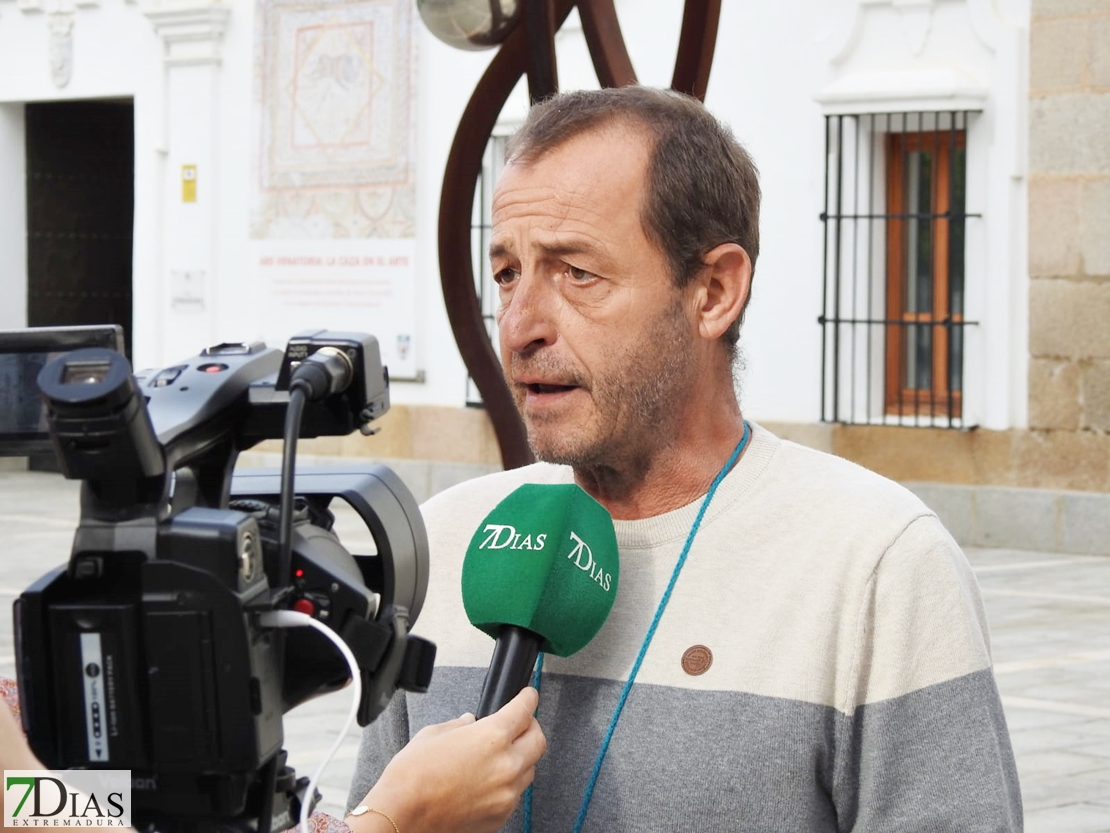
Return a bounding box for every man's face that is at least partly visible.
[490,124,699,470]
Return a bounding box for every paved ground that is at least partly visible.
[1,469,1108,830]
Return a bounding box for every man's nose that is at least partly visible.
[499,273,558,355]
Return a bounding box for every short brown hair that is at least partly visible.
[506,86,761,350]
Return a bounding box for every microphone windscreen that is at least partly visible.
[461,484,618,657]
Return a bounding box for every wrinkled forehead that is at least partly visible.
[506,113,655,168]
[491,123,653,235]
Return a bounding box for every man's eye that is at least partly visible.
[493,268,519,286]
[567,266,594,282]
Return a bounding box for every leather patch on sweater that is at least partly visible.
[681,645,713,676]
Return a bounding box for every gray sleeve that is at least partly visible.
[833,669,1023,831]
[345,689,411,814]
[832,516,1023,831]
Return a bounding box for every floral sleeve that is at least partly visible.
[304,813,352,833]
[1,676,19,724]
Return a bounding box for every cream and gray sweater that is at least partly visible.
[349,424,1022,831]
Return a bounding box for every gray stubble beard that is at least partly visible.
[515,298,699,476]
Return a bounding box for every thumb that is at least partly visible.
[412,712,476,741]
[486,687,539,738]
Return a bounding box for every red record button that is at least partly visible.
[292,598,315,616]
[198,363,229,373]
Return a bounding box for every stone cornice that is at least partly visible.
[0,0,104,18]
[142,0,230,66]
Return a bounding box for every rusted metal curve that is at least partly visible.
[524,0,560,102]
[438,0,578,470]
[439,0,720,469]
[671,0,721,100]
[577,0,637,88]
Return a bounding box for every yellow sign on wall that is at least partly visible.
[182,165,197,203]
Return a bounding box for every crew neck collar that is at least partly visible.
[610,422,778,550]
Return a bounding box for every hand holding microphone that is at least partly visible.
[352,484,616,833]
[353,687,545,833]
[461,484,619,717]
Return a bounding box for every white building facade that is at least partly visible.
[0,0,1031,435]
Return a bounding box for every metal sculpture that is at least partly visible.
[422,0,722,468]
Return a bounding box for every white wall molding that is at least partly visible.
[0,105,28,331]
[815,66,988,114]
[142,0,230,66]
[823,0,938,65]
[888,0,936,57]
[0,0,103,86]
[48,11,74,87]
[0,0,101,17]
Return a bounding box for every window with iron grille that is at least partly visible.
[466,133,510,407]
[819,111,980,428]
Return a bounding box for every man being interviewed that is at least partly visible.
[349,86,1022,832]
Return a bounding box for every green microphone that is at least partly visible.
[462,483,619,717]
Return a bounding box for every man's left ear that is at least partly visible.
[694,243,752,341]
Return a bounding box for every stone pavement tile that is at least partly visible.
[1086,679,1110,698]
[1005,664,1107,685]
[964,546,1110,819]
[1075,742,1110,760]
[965,547,1070,567]
[1004,708,1101,732]
[978,560,1110,598]
[1015,749,1110,780]
[1025,801,1110,833]
[0,472,80,518]
[1049,720,1110,742]
[1010,661,1110,683]
[1017,682,1110,707]
[1009,722,1105,754]
[1012,711,1096,732]
[1057,727,1110,751]
[1020,770,1110,812]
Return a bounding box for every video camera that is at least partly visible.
[1,326,436,833]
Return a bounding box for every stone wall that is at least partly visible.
[766,421,1110,492]
[255,403,503,466]
[1026,0,1110,465]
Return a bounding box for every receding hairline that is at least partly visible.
[506,110,658,168]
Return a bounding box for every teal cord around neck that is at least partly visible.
[522,421,751,833]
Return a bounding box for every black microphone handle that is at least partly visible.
[475,625,542,718]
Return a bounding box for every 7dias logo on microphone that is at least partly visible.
[478,524,548,551]
[463,483,619,660]
[566,531,612,592]
[4,770,131,827]
[477,524,612,592]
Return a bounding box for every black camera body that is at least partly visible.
[4,327,435,833]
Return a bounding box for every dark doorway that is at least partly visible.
[24,100,134,470]
[25,99,134,356]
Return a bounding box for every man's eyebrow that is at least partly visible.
[543,241,605,260]
[488,239,605,262]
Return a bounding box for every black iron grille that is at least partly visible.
[819,111,980,428]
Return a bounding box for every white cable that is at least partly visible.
[260,609,363,833]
